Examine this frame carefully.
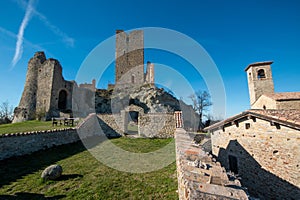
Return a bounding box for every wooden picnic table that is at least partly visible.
[52,118,79,127]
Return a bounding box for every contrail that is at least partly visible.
[11,0,35,68]
[15,0,75,47]
[0,26,50,55]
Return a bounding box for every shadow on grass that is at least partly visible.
[0,192,66,200]
[57,174,83,181]
[0,141,86,188]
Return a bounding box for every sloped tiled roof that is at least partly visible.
[244,61,273,71]
[263,92,300,101]
[204,109,300,131]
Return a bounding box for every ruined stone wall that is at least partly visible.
[0,128,79,161]
[115,30,144,85]
[13,52,46,122]
[97,114,123,137]
[13,52,76,122]
[210,118,300,199]
[175,129,248,200]
[139,113,175,138]
[97,113,175,138]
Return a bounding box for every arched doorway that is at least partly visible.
[58,90,67,110]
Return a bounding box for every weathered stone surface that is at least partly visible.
[175,129,248,200]
[41,165,62,180]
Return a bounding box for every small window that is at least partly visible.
[263,105,266,110]
[131,74,135,84]
[257,69,266,79]
[245,123,250,129]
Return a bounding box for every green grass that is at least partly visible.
[0,138,178,199]
[0,120,71,135]
[127,124,138,132]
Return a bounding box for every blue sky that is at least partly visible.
[0,0,299,118]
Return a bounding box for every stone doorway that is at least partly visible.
[58,90,67,110]
[228,155,238,174]
[127,111,139,135]
[121,105,144,136]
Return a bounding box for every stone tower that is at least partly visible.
[13,52,75,123]
[115,30,144,85]
[14,52,46,121]
[245,61,274,106]
[145,61,154,85]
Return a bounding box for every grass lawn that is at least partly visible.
[0,137,178,199]
[0,120,72,135]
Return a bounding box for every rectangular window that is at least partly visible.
[245,123,250,129]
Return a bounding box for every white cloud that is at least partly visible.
[11,0,35,68]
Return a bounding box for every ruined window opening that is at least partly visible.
[245,123,250,129]
[58,90,67,110]
[131,74,135,84]
[257,69,266,79]
[228,155,238,174]
[263,105,266,110]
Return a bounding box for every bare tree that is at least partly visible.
[189,90,212,124]
[0,101,13,124]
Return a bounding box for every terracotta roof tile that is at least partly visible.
[204,109,300,131]
[263,92,300,101]
[249,109,300,126]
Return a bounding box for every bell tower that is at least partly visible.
[245,61,274,106]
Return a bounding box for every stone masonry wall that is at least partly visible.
[115,30,144,85]
[246,63,274,106]
[210,118,300,199]
[0,113,103,161]
[175,129,248,199]
[97,114,123,137]
[139,113,175,138]
[0,128,79,161]
[277,100,300,110]
[251,95,277,109]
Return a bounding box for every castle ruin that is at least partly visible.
[12,52,92,123]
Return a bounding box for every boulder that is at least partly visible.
[41,164,63,180]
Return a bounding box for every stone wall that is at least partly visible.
[251,95,277,109]
[277,99,300,110]
[115,30,144,85]
[97,114,123,137]
[0,113,104,161]
[210,118,300,199]
[139,113,175,138]
[98,112,175,138]
[0,128,79,161]
[175,129,248,199]
[245,62,274,106]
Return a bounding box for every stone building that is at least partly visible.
[245,61,300,109]
[205,61,300,199]
[115,30,154,86]
[13,52,94,123]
